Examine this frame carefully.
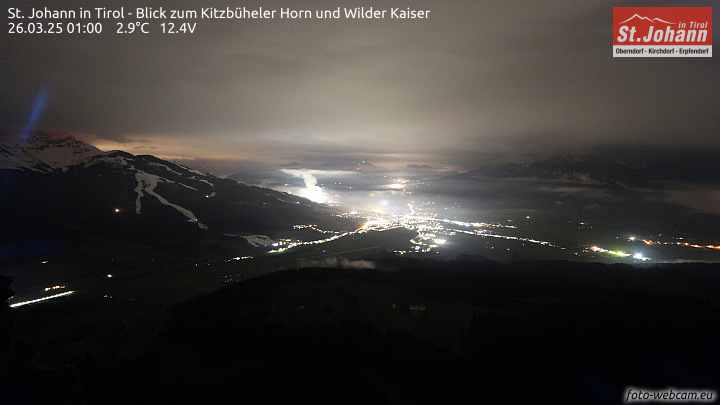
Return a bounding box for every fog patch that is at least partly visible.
[303,257,376,269]
[281,169,326,203]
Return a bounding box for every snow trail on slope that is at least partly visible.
[133,171,208,229]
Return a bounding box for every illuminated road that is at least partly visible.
[10,290,75,308]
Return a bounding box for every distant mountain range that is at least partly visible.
[0,132,352,251]
[278,160,376,171]
[456,150,720,188]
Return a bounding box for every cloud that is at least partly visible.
[3,0,719,169]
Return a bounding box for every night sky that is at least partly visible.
[2,0,719,168]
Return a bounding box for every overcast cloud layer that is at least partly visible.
[2,0,719,168]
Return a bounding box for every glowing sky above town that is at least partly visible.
[2,0,719,169]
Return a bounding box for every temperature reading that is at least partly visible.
[117,22,149,34]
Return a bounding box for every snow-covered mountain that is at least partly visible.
[0,131,102,172]
[0,132,352,248]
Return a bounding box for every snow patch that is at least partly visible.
[148,161,184,177]
[179,165,207,176]
[191,176,215,187]
[240,235,277,247]
[88,154,131,167]
[177,183,198,191]
[174,163,216,187]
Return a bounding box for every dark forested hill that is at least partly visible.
[7,259,716,404]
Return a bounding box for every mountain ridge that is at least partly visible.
[0,131,103,172]
[0,132,355,255]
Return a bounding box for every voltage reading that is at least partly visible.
[161,22,196,34]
